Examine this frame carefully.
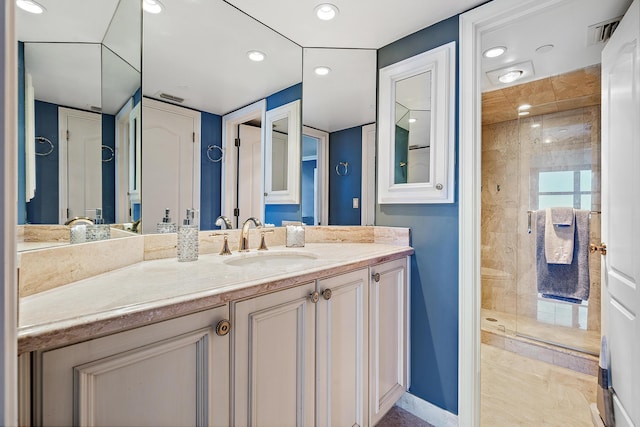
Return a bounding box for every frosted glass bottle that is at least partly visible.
[177,209,198,262]
[157,208,177,234]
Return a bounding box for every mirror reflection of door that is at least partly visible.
[394,70,432,184]
[270,118,289,192]
[301,134,318,225]
[59,108,102,222]
[238,123,262,227]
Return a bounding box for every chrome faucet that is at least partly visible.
[239,217,262,252]
[215,215,233,229]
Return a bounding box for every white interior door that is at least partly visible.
[58,107,102,223]
[237,124,262,226]
[601,1,640,426]
[141,98,200,234]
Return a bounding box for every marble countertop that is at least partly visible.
[18,242,413,354]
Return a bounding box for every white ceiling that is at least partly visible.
[16,0,635,128]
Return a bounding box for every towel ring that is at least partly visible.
[101,145,115,162]
[335,161,349,176]
[207,145,223,163]
[35,136,54,156]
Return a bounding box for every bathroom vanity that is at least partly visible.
[17,226,412,427]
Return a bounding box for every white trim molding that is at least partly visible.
[397,392,458,427]
[361,124,376,225]
[458,1,567,426]
[302,126,329,226]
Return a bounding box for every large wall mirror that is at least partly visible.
[302,48,376,225]
[17,0,141,240]
[378,41,456,204]
[143,0,302,232]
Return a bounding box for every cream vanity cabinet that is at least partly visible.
[33,305,230,427]
[369,257,409,426]
[232,258,408,427]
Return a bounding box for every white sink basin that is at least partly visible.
[223,251,317,267]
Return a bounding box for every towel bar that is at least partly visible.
[527,210,601,234]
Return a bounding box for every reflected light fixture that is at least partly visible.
[315,3,339,21]
[143,0,164,14]
[498,70,524,84]
[483,46,506,58]
[518,104,531,111]
[531,123,541,128]
[247,50,266,62]
[16,0,45,14]
[314,66,331,76]
[518,111,530,116]
[408,118,417,123]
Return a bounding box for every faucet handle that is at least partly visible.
[258,229,274,251]
[210,232,232,255]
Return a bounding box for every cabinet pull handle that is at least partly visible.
[216,319,231,336]
[309,291,320,304]
[372,272,380,282]
[322,288,332,300]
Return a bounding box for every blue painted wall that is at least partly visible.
[26,101,59,224]
[102,114,116,223]
[200,111,222,230]
[18,42,25,224]
[329,126,362,225]
[376,15,460,414]
[265,83,303,225]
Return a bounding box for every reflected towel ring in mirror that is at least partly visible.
[207,144,223,163]
[35,136,54,156]
[101,145,115,163]
[335,161,349,176]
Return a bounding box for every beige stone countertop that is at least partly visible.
[18,242,413,354]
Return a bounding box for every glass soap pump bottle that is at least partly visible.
[157,208,177,233]
[86,208,111,241]
[177,208,199,262]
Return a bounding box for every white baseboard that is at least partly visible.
[397,392,458,427]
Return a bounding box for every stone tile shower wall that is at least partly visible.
[481,106,601,337]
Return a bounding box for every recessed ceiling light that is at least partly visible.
[143,0,164,14]
[247,50,266,62]
[314,66,331,76]
[483,46,506,58]
[315,3,339,21]
[518,111,530,116]
[498,70,524,84]
[518,104,531,111]
[535,44,554,54]
[16,0,45,14]
[408,118,417,123]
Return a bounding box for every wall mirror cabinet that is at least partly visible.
[377,41,456,204]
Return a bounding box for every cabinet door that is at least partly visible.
[369,257,409,425]
[40,306,229,427]
[232,282,316,427]
[317,268,369,427]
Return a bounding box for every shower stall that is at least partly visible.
[481,104,601,357]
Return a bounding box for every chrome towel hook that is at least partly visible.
[35,136,54,156]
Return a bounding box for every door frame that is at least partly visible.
[221,100,266,224]
[302,126,328,225]
[361,123,376,226]
[458,0,565,425]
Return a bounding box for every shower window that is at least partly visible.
[532,167,592,210]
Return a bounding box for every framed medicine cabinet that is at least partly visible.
[264,99,301,204]
[377,41,456,204]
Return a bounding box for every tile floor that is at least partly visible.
[376,344,597,426]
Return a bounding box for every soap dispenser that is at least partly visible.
[86,208,111,241]
[177,208,199,262]
[157,208,177,234]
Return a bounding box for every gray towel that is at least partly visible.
[535,209,590,302]
[544,207,575,264]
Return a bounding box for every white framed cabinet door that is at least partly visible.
[316,268,369,427]
[369,257,409,426]
[39,306,230,427]
[232,282,316,427]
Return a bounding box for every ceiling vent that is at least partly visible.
[158,92,185,103]
[587,16,622,45]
